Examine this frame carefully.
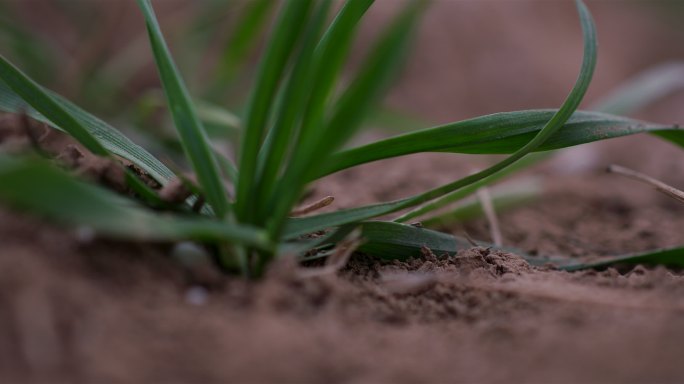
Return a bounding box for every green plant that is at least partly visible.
[0,0,682,276]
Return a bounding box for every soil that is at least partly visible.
[2,1,684,383]
[2,115,684,384]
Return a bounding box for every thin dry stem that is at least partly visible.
[463,231,478,247]
[477,187,503,246]
[297,229,362,278]
[290,196,334,217]
[607,164,684,204]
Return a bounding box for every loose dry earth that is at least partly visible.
[1,118,683,383]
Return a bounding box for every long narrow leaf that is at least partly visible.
[0,54,108,155]
[264,0,374,232]
[294,0,374,146]
[354,222,684,271]
[348,221,684,271]
[213,0,275,88]
[316,110,682,179]
[0,80,175,184]
[391,62,684,222]
[555,246,684,271]
[0,155,268,247]
[255,1,331,222]
[234,0,314,222]
[353,221,544,264]
[357,221,476,259]
[138,0,229,218]
[269,0,420,239]
[284,0,598,238]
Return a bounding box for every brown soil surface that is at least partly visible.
[2,2,684,383]
[1,200,684,383]
[1,118,684,383]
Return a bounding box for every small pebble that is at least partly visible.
[185,286,209,306]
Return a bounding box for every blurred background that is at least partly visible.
[2,1,684,116]
[0,0,683,177]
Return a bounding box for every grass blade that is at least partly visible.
[387,62,684,223]
[350,222,684,271]
[294,0,375,146]
[285,0,598,238]
[195,100,241,133]
[269,0,421,239]
[652,130,684,148]
[357,221,474,259]
[213,0,275,88]
[353,221,537,263]
[0,54,108,156]
[234,0,314,222]
[254,1,332,221]
[138,0,229,217]
[367,105,433,133]
[324,221,684,271]
[0,80,175,184]
[347,63,684,222]
[263,0,375,229]
[316,111,682,179]
[312,0,422,162]
[0,155,268,247]
[556,246,684,271]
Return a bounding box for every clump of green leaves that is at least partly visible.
[0,0,682,276]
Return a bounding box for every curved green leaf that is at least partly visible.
[357,221,476,260]
[0,155,268,247]
[255,1,332,222]
[234,0,314,222]
[212,0,276,88]
[349,222,684,272]
[315,110,682,179]
[353,221,540,263]
[0,54,108,156]
[284,0,598,238]
[138,0,229,217]
[269,0,419,239]
[0,80,175,184]
[263,0,375,234]
[554,246,684,271]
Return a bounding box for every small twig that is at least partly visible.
[607,164,684,204]
[297,229,363,278]
[477,187,503,246]
[463,231,478,247]
[290,196,334,217]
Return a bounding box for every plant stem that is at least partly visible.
[607,164,684,204]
